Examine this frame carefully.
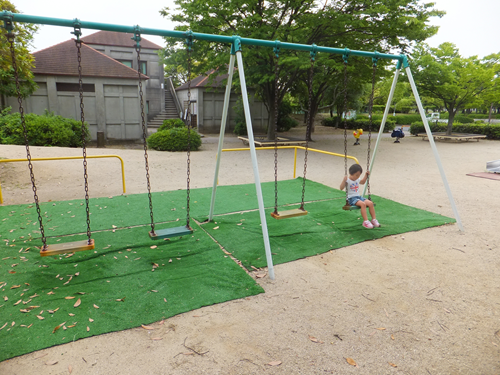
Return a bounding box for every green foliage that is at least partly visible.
[409,122,500,139]
[277,98,298,132]
[410,42,495,134]
[321,116,395,131]
[161,0,444,140]
[0,111,89,147]
[147,127,202,151]
[0,1,39,107]
[159,118,186,131]
[233,97,247,136]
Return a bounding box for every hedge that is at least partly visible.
[147,127,202,151]
[159,118,186,131]
[409,122,500,140]
[321,116,396,132]
[0,110,89,147]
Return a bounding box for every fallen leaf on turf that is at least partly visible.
[389,362,397,367]
[150,245,157,249]
[0,322,7,330]
[89,318,94,322]
[346,358,358,367]
[45,360,58,365]
[93,304,99,309]
[47,291,55,295]
[10,285,21,289]
[65,296,75,300]
[3,297,7,301]
[213,226,219,230]
[73,298,81,308]
[116,297,125,302]
[13,299,22,306]
[52,322,66,333]
[8,271,16,274]
[86,326,90,332]
[268,361,282,366]
[68,313,75,317]
[141,324,154,330]
[20,309,29,313]
[36,315,44,320]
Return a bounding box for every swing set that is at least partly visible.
[1,11,464,278]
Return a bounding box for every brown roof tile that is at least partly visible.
[81,30,162,50]
[176,69,233,90]
[33,39,148,80]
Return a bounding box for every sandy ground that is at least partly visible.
[0,122,499,375]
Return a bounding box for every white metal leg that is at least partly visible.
[236,50,276,280]
[209,53,236,221]
[406,67,464,232]
[363,68,400,196]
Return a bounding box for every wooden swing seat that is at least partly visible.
[149,226,193,240]
[271,208,308,220]
[40,239,95,257]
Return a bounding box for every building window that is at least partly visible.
[117,60,133,68]
[139,61,147,75]
[56,82,95,92]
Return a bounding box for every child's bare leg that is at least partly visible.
[365,200,376,219]
[356,201,368,221]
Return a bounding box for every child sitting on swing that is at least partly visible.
[340,163,380,229]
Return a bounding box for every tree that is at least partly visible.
[0,0,38,109]
[160,0,444,139]
[410,42,495,134]
[480,53,500,122]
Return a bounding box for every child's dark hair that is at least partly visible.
[349,164,363,175]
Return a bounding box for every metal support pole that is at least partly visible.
[406,67,464,232]
[209,53,236,221]
[235,48,275,280]
[362,68,400,196]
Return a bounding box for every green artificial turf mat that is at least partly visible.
[202,195,455,269]
[0,178,342,238]
[0,222,264,362]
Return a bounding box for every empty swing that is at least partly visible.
[136,30,193,239]
[342,53,377,211]
[6,22,95,256]
[271,45,316,220]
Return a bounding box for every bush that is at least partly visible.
[321,116,396,131]
[409,122,500,140]
[233,121,247,136]
[159,118,185,132]
[147,127,202,151]
[0,111,89,147]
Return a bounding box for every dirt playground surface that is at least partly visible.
[0,123,499,374]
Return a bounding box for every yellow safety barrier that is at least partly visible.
[0,155,126,204]
[221,146,359,178]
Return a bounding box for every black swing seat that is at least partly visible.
[149,225,193,240]
[342,202,376,211]
[40,239,95,257]
[271,208,308,220]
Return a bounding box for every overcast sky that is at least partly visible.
[11,0,500,58]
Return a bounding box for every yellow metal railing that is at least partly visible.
[0,155,126,204]
[221,146,359,178]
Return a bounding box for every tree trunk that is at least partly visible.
[488,103,493,124]
[266,105,277,140]
[446,111,456,135]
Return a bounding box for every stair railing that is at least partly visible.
[165,76,183,118]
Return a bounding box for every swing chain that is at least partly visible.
[185,33,194,229]
[273,43,280,215]
[300,52,315,209]
[366,60,377,199]
[7,32,47,249]
[135,38,156,234]
[342,59,350,205]
[75,38,92,243]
